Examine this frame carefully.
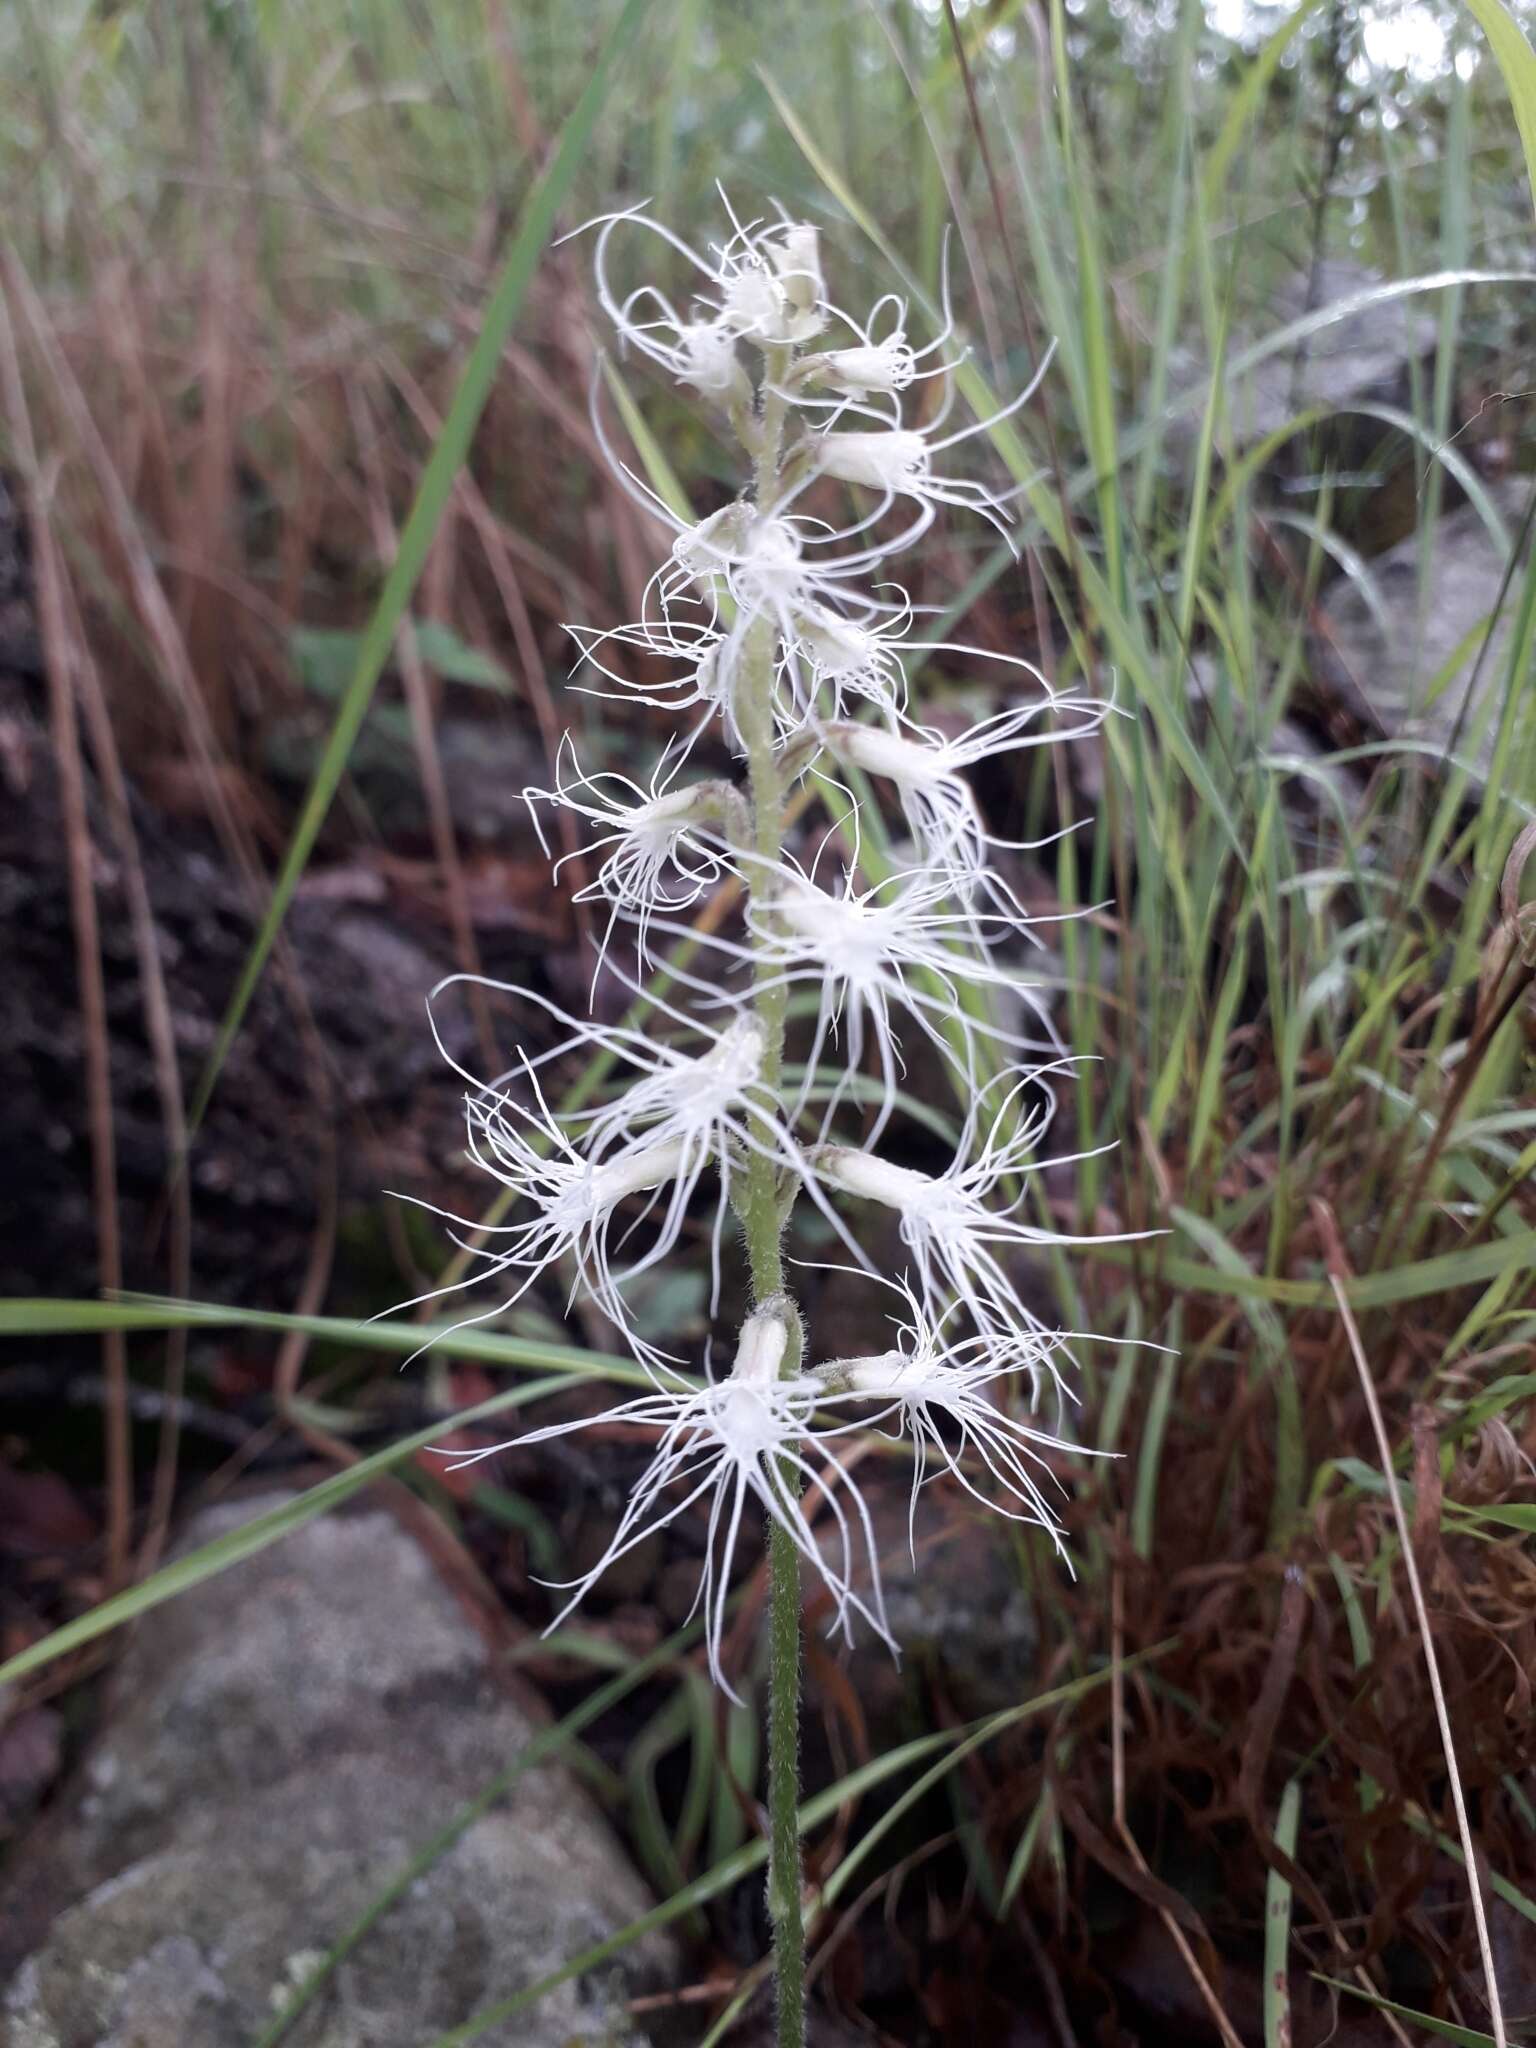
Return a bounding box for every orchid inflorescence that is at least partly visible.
[415,201,1115,1699]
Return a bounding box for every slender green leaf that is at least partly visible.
[0,1297,661,1388]
[1202,0,1327,207]
[1460,0,1536,222]
[1264,1776,1302,2048]
[0,1374,568,1690]
[1314,1976,1512,2046]
[1091,1226,1536,1310]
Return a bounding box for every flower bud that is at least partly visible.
[807,336,915,397]
[821,720,939,787]
[795,608,881,678]
[815,430,928,493]
[732,1293,803,1388]
[721,224,825,345]
[812,1143,929,1210]
[770,225,824,328]
[677,318,751,402]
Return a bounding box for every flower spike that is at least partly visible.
[402,200,1122,1720]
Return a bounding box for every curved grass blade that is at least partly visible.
[0,1297,666,1390]
[1460,0,1536,223]
[1089,1224,1536,1311]
[1313,1977,1511,2047]
[0,1372,569,1691]
[1201,0,1326,209]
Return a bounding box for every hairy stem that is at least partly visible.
[734,339,805,2048]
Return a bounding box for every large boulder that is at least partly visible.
[1170,257,1436,453]
[0,1493,675,2047]
[1315,475,1535,779]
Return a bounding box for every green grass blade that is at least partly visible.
[0,1297,661,1388]
[187,0,653,1130]
[600,356,694,521]
[755,67,903,271]
[1402,1810,1536,1928]
[1460,0,1536,221]
[1313,1976,1508,2046]
[0,1373,569,1690]
[1172,1207,1302,1540]
[1264,1776,1302,2048]
[1132,1347,1180,1559]
[1091,1225,1536,1310]
[1202,0,1327,208]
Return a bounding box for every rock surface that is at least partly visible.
[0,1494,674,2047]
[1171,258,1434,456]
[1316,474,1536,777]
[814,1479,1041,1737]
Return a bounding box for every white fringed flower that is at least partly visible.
[414,989,826,1351]
[811,1284,1079,1558]
[719,220,825,345]
[819,675,1107,907]
[808,333,921,399]
[590,211,748,403]
[565,612,727,723]
[624,863,937,1140]
[589,204,825,386]
[790,256,958,418]
[729,858,1060,1139]
[809,1065,1115,1366]
[792,341,1058,545]
[665,501,930,626]
[392,1068,686,1365]
[525,736,744,969]
[440,1302,892,1701]
[780,602,912,724]
[649,504,934,747]
[809,427,1009,541]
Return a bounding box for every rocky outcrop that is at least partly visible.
[0,1493,675,2047]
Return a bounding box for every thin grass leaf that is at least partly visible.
[1460,0,1536,222]
[0,1297,661,1388]
[1402,1811,1536,1929]
[1314,1976,1515,2046]
[1172,1206,1303,1540]
[1091,1224,1536,1310]
[1132,1347,1180,1559]
[1201,0,1327,209]
[600,355,694,522]
[1264,1776,1302,2048]
[0,1373,568,1691]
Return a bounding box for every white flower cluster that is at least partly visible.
[420,204,1112,1696]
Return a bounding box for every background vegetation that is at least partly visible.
[2,0,1535,2041]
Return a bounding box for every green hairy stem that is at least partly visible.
[732,337,806,2048]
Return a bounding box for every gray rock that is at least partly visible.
[0,1495,674,2048]
[823,1482,1040,1734]
[1316,475,1536,778]
[1171,258,1435,454]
